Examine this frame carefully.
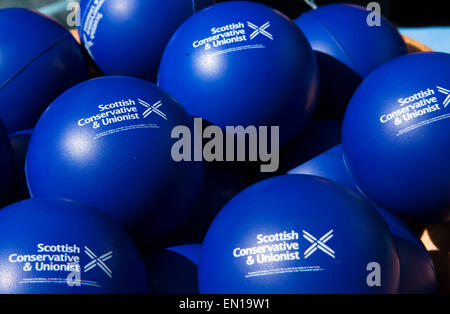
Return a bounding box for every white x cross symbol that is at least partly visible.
[437,86,450,108]
[303,230,335,259]
[247,21,273,40]
[84,246,113,278]
[138,99,167,120]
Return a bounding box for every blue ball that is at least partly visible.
[78,0,215,82]
[289,145,437,293]
[0,8,90,134]
[25,76,204,246]
[278,119,343,175]
[143,244,201,294]
[0,120,13,205]
[0,199,148,294]
[394,237,437,294]
[199,175,399,294]
[343,53,450,223]
[249,118,342,183]
[167,162,249,244]
[295,4,407,118]
[289,145,424,246]
[289,145,357,190]
[8,129,33,204]
[159,1,319,147]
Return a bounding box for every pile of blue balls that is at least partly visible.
[0,0,448,294]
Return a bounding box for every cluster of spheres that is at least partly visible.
[0,0,447,294]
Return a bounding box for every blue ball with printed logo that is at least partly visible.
[295,4,407,118]
[288,145,438,294]
[78,0,215,82]
[343,52,450,223]
[291,145,423,247]
[0,198,148,294]
[199,175,400,294]
[0,8,90,134]
[158,1,319,147]
[25,76,204,247]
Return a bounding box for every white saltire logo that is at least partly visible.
[139,99,167,120]
[84,246,113,278]
[303,230,335,259]
[437,86,450,108]
[82,34,94,58]
[247,21,273,40]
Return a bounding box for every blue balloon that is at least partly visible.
[159,1,319,147]
[0,120,13,205]
[289,145,437,293]
[8,129,33,204]
[295,4,407,118]
[78,0,215,82]
[343,52,450,223]
[26,76,204,247]
[143,244,201,294]
[0,199,148,294]
[199,175,400,294]
[0,8,90,134]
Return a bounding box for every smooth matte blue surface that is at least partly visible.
[276,119,343,175]
[289,145,425,248]
[144,244,201,294]
[78,0,215,82]
[199,175,400,294]
[7,129,32,204]
[159,1,319,147]
[288,146,437,294]
[0,199,149,294]
[0,119,13,205]
[26,76,204,247]
[394,237,437,294]
[167,162,249,245]
[0,8,90,133]
[343,52,450,223]
[295,4,407,118]
[168,244,202,266]
[288,144,356,190]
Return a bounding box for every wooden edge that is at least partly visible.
[402,34,433,53]
[70,29,81,44]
